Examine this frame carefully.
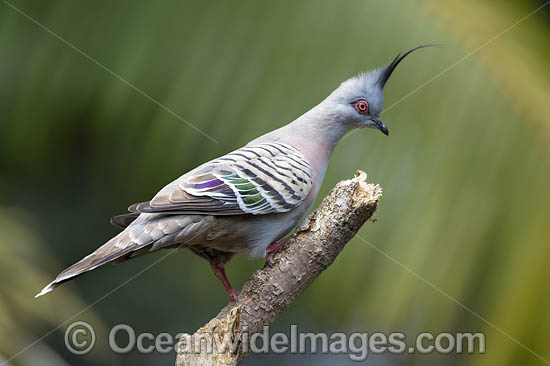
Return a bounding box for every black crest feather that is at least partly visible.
[377,44,441,88]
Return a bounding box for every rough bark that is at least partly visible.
[176,171,382,366]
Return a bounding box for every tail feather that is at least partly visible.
[35,220,152,298]
[35,282,57,298]
[35,214,214,298]
[35,246,138,298]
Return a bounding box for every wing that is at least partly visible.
[129,142,313,216]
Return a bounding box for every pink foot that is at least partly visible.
[265,237,290,267]
[210,262,239,302]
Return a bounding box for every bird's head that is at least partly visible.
[325,45,435,136]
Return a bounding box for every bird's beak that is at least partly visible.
[373,117,389,136]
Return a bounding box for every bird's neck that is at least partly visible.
[284,103,351,155]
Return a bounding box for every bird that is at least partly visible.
[36,45,433,301]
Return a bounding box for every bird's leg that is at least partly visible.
[265,237,290,267]
[210,261,238,302]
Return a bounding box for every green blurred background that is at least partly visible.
[1,0,548,365]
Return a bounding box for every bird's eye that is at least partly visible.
[353,100,369,114]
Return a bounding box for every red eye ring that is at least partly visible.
[353,100,369,114]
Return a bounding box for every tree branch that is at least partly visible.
[176,171,382,366]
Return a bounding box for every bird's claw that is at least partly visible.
[227,289,239,303]
[264,237,289,268]
[265,253,275,268]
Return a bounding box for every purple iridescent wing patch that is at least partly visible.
[194,178,224,189]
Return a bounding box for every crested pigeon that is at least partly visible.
[36,46,432,301]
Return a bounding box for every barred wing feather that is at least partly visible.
[132,143,313,216]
